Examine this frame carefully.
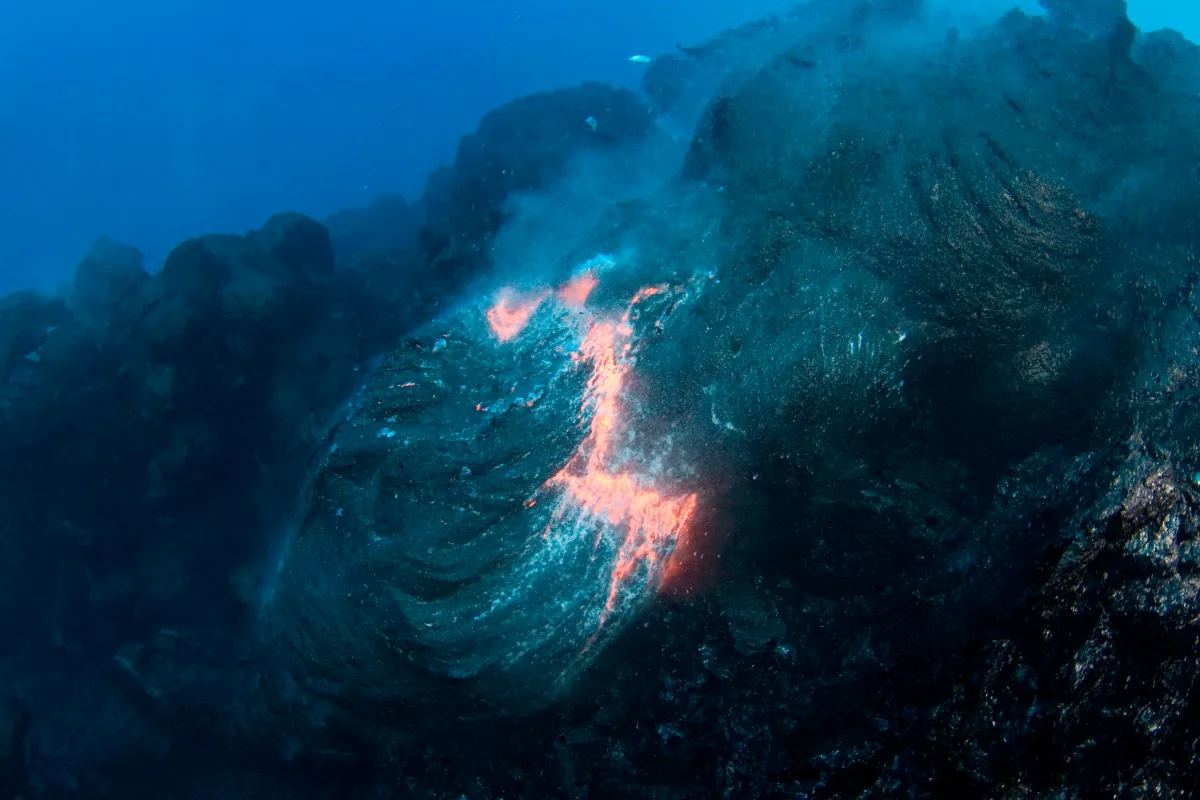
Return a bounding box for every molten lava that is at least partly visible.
[483,274,697,621]
[556,272,599,307]
[547,286,698,624]
[486,272,595,343]
[487,290,548,342]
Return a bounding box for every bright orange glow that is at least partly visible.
[556,272,599,307]
[481,275,696,624]
[488,273,602,342]
[487,290,548,342]
[626,286,662,307]
[546,285,697,624]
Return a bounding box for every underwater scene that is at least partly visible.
[2,0,1200,797]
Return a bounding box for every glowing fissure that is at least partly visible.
[546,285,697,624]
[556,271,598,307]
[483,275,696,625]
[486,270,598,342]
[487,289,549,342]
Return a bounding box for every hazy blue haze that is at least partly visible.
[0,0,1195,294]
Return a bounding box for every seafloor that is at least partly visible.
[3,0,1200,797]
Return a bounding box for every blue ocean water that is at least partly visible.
[0,1,1193,294]
[0,0,795,293]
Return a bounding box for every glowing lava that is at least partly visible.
[547,286,697,625]
[488,271,602,342]
[483,273,697,623]
[486,290,548,342]
[556,271,599,307]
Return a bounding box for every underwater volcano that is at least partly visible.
[270,0,1180,723]
[269,258,714,714]
[4,0,1200,797]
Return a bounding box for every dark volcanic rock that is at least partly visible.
[0,73,667,678]
[683,6,1186,472]
[929,455,1200,796]
[0,699,30,797]
[0,211,396,793]
[642,0,928,117]
[325,193,420,260]
[264,2,1200,796]
[1040,0,1130,38]
[0,76,676,797]
[246,211,337,282]
[420,82,655,249]
[69,237,150,332]
[269,280,703,718]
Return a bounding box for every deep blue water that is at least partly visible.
[0,1,1194,295]
[0,0,799,293]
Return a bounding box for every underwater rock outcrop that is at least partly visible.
[415,82,656,280]
[324,193,421,261]
[267,13,1200,782]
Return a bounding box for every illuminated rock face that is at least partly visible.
[266,2,1191,734]
[269,261,704,715]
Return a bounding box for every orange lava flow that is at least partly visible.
[487,290,548,342]
[488,272,603,342]
[548,287,697,624]
[556,271,599,307]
